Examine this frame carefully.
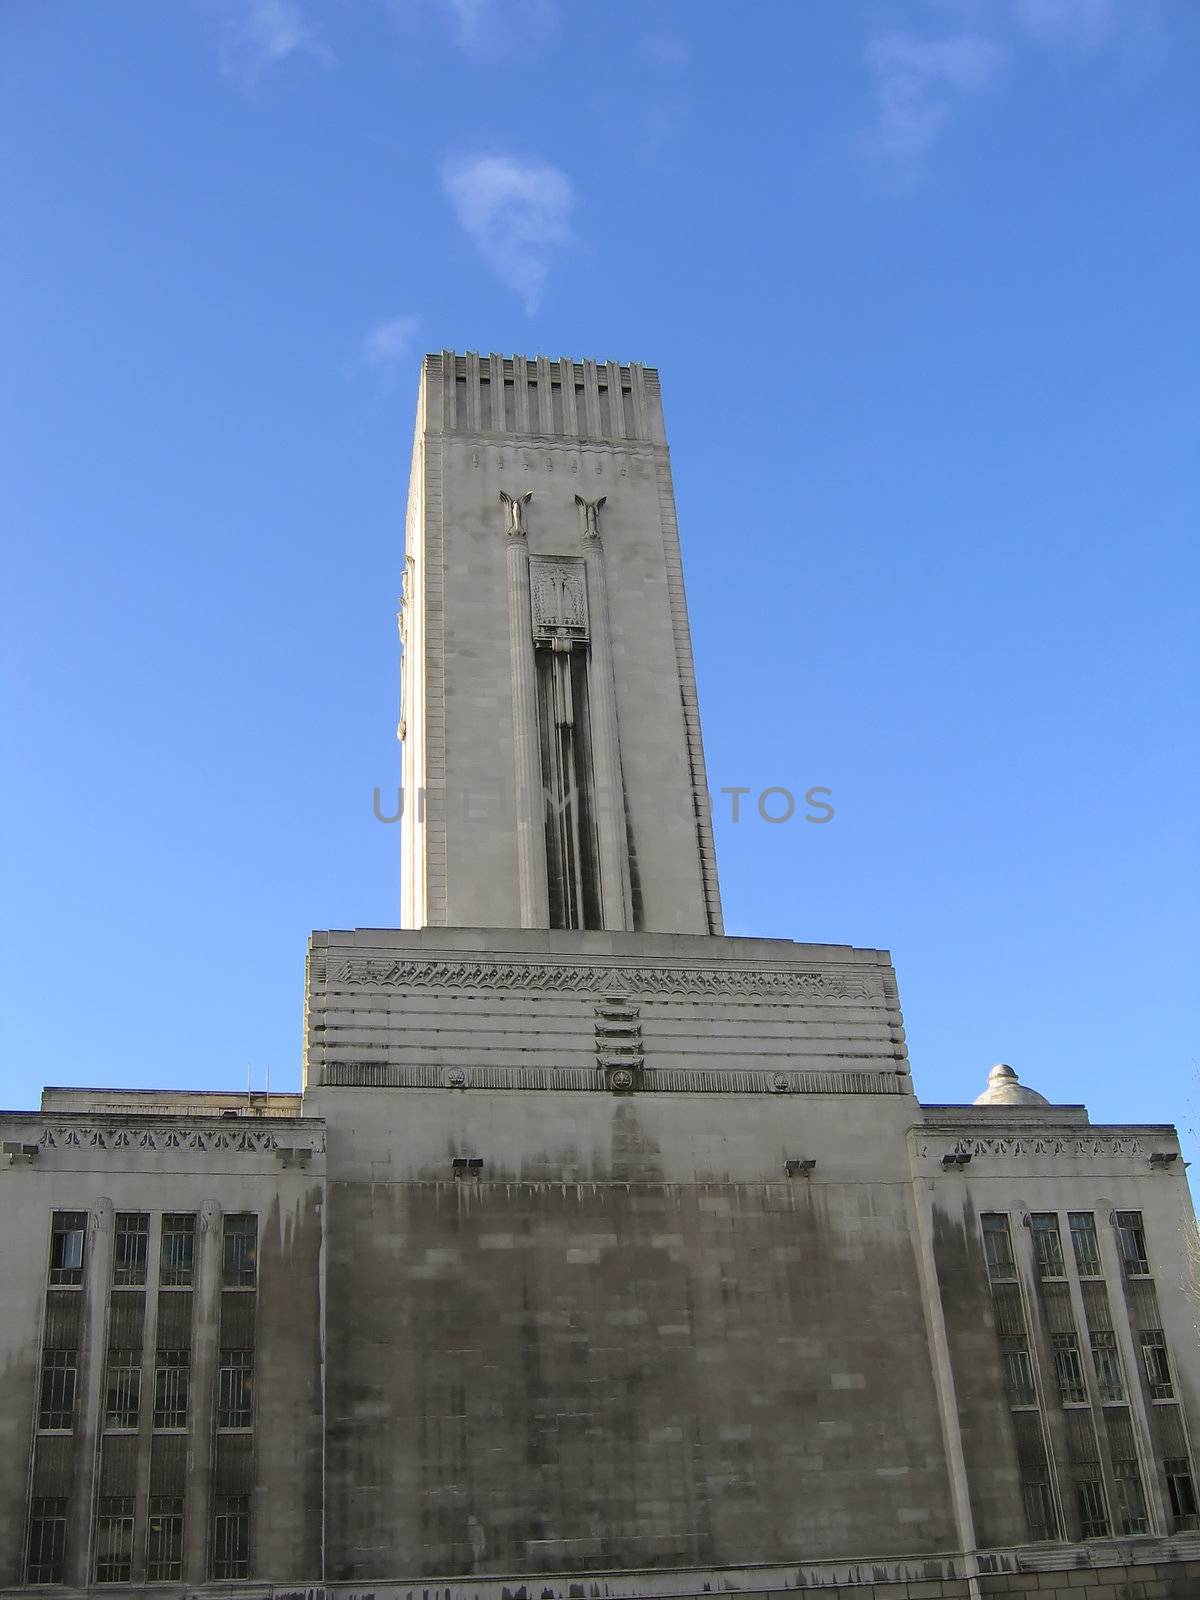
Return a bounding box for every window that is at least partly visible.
[1115,1210,1149,1275]
[1090,1330,1125,1402]
[39,1348,77,1430]
[1112,1460,1149,1535]
[160,1213,195,1287]
[27,1498,67,1583]
[1140,1328,1174,1399]
[146,1496,184,1581]
[104,1349,141,1429]
[1052,1331,1088,1404]
[1165,1458,1199,1529]
[154,1349,190,1429]
[1021,1471,1058,1541]
[112,1213,148,1287]
[1069,1212,1102,1277]
[217,1349,253,1429]
[210,1493,250,1579]
[982,1213,1016,1281]
[1030,1213,1066,1279]
[49,1211,86,1286]
[222,1214,257,1288]
[94,1496,135,1583]
[1076,1477,1110,1538]
[1001,1339,1037,1406]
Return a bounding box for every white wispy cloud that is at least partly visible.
[866,31,1004,182]
[362,314,422,369]
[441,153,574,313]
[389,0,555,57]
[1014,0,1118,48]
[217,0,333,86]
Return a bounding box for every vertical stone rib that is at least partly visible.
[653,445,724,934]
[561,356,579,435]
[583,538,633,930]
[506,534,549,926]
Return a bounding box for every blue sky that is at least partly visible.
[2,0,1197,1128]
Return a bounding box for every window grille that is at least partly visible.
[1140,1329,1174,1399]
[112,1213,148,1287]
[94,1496,135,1583]
[1112,1460,1149,1535]
[1001,1339,1037,1407]
[49,1211,86,1286]
[1069,1211,1102,1276]
[104,1349,141,1429]
[160,1214,195,1287]
[221,1214,257,1288]
[146,1496,184,1581]
[26,1498,67,1583]
[1076,1477,1110,1538]
[1020,1472,1058,1541]
[1030,1213,1066,1279]
[1090,1330,1125,1402]
[39,1348,77,1430]
[217,1349,253,1429]
[982,1213,1016,1282]
[1052,1331,1088,1404]
[154,1349,190,1429]
[210,1494,250,1579]
[1116,1210,1150,1275]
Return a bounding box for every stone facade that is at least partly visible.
[2,354,1198,1599]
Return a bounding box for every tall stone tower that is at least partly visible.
[398,352,722,935]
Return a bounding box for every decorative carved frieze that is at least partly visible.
[35,1124,326,1156]
[329,956,879,1001]
[918,1135,1145,1159]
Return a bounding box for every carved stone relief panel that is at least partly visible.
[529,557,589,642]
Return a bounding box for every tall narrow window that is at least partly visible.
[154,1350,190,1429]
[530,557,602,931]
[1140,1328,1174,1399]
[222,1214,257,1288]
[104,1349,141,1430]
[27,1498,67,1583]
[982,1213,1016,1282]
[1069,1211,1102,1276]
[1112,1460,1149,1535]
[1076,1477,1109,1538]
[1052,1331,1088,1404]
[1000,1338,1036,1406]
[39,1349,77,1430]
[146,1496,184,1581]
[210,1494,250,1579]
[94,1496,135,1583]
[1115,1210,1149,1275]
[112,1213,148,1287]
[160,1213,195,1287]
[217,1349,253,1429]
[49,1211,86,1286]
[1165,1458,1199,1529]
[1021,1471,1058,1542]
[1030,1213,1065,1279]
[1089,1330,1124,1402]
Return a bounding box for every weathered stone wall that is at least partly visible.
[318,1078,956,1580]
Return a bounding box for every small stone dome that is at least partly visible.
[973,1063,1051,1107]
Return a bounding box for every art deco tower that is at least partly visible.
[398,352,722,935]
